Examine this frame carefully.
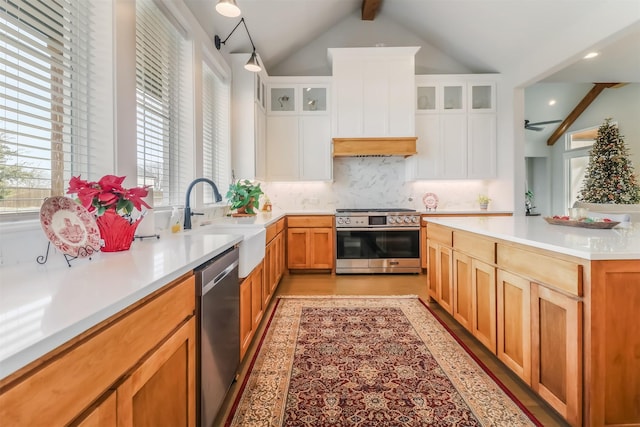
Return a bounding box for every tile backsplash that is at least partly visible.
[261,157,493,211]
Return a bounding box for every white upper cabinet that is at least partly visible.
[408,75,498,180]
[329,47,419,138]
[265,77,332,181]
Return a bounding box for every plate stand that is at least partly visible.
[37,241,100,267]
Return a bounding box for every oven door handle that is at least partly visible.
[336,227,420,232]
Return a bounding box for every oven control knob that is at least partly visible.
[403,216,410,224]
[345,218,351,225]
[412,216,419,223]
[337,217,344,225]
[388,217,395,224]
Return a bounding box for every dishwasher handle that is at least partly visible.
[202,260,238,295]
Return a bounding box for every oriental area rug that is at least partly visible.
[225,296,541,426]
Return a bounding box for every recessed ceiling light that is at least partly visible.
[548,99,556,106]
[584,52,599,59]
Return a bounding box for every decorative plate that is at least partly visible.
[40,196,101,257]
[423,192,439,210]
[543,217,620,229]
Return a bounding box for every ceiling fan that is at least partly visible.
[524,119,562,131]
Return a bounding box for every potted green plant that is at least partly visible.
[226,179,264,216]
[478,194,491,210]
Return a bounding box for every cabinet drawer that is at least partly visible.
[266,223,277,243]
[497,244,582,296]
[287,215,333,228]
[266,218,286,243]
[427,223,452,246]
[0,274,195,426]
[454,231,495,264]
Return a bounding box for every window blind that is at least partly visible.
[0,0,92,214]
[135,0,191,208]
[202,61,230,204]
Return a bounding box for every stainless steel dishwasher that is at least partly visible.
[195,245,240,427]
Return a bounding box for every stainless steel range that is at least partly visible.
[335,208,421,274]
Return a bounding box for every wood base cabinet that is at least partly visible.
[287,216,334,270]
[531,282,582,426]
[497,269,531,385]
[0,274,196,426]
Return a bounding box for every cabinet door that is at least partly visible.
[274,232,285,287]
[472,259,497,352]
[497,270,531,384]
[117,317,196,427]
[310,227,334,269]
[266,116,299,180]
[452,252,472,331]
[269,86,296,113]
[441,114,467,178]
[467,114,496,179]
[531,283,582,426]
[468,82,495,112]
[300,115,331,180]
[252,264,265,328]
[410,114,441,179]
[239,278,252,360]
[426,240,439,301]
[287,228,310,268]
[437,245,453,314]
[441,82,465,112]
[263,239,273,301]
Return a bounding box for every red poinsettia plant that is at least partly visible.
[67,175,151,217]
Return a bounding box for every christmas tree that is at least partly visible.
[577,118,640,204]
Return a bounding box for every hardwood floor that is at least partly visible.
[215,273,569,427]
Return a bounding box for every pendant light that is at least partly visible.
[244,51,261,72]
[215,0,241,18]
[214,18,262,73]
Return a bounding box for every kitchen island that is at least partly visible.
[424,216,640,427]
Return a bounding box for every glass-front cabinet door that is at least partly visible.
[442,83,465,112]
[416,85,437,112]
[302,86,327,112]
[469,82,495,112]
[269,86,295,112]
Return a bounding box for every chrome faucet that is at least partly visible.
[184,178,222,230]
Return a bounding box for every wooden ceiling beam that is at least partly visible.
[546,82,619,146]
[362,0,382,20]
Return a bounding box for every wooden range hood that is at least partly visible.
[332,137,417,157]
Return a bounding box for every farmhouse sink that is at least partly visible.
[190,224,265,278]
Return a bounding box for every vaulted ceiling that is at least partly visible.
[184,0,640,84]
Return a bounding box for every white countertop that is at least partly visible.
[424,216,640,260]
[0,231,242,379]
